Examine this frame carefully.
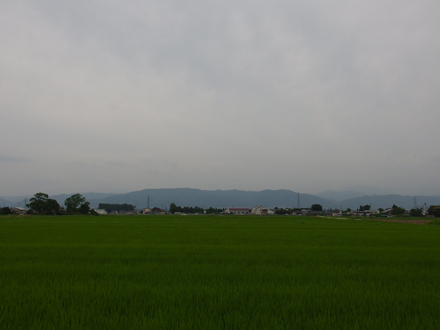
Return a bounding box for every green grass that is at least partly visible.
[427,218,440,225]
[0,215,439,329]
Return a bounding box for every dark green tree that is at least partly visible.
[78,201,91,214]
[46,199,61,215]
[170,203,177,214]
[64,194,86,213]
[27,192,49,213]
[27,193,59,214]
[311,204,323,211]
[391,204,406,215]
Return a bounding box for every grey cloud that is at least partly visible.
[0,156,30,163]
[1,0,440,196]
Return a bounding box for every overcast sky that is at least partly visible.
[1,0,440,197]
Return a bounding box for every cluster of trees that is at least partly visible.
[65,194,91,214]
[25,193,92,215]
[169,203,205,214]
[390,204,406,215]
[27,193,61,215]
[98,203,135,213]
[427,205,440,217]
[311,204,323,211]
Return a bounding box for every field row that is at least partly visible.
[1,215,439,329]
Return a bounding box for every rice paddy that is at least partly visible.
[1,215,439,329]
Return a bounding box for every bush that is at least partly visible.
[409,208,423,217]
[427,205,440,217]
[0,207,11,215]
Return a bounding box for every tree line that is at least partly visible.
[23,192,93,215]
[0,193,95,215]
[98,203,135,212]
[2,193,440,218]
[169,203,225,214]
[169,203,206,214]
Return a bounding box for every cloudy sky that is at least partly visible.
[1,0,440,197]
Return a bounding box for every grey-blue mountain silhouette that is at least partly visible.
[2,189,440,211]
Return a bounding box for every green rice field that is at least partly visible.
[1,215,439,329]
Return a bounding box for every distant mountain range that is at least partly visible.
[315,190,368,202]
[85,188,333,210]
[1,189,440,211]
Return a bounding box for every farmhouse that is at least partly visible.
[250,206,274,215]
[381,208,394,216]
[12,207,27,215]
[225,207,249,215]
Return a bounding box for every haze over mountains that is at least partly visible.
[2,189,440,211]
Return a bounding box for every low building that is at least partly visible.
[11,207,27,215]
[305,210,324,216]
[93,209,107,215]
[250,206,273,215]
[148,207,166,214]
[225,207,249,215]
[351,210,375,217]
[324,209,343,217]
[381,208,393,215]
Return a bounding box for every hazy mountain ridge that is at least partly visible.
[88,189,440,210]
[87,188,336,210]
[2,189,440,211]
[0,198,11,207]
[315,190,368,202]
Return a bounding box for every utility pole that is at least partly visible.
[297,192,300,209]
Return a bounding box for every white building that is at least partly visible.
[225,207,249,215]
[250,206,274,215]
[93,209,107,215]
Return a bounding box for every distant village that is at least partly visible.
[92,205,433,218]
[2,192,439,217]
